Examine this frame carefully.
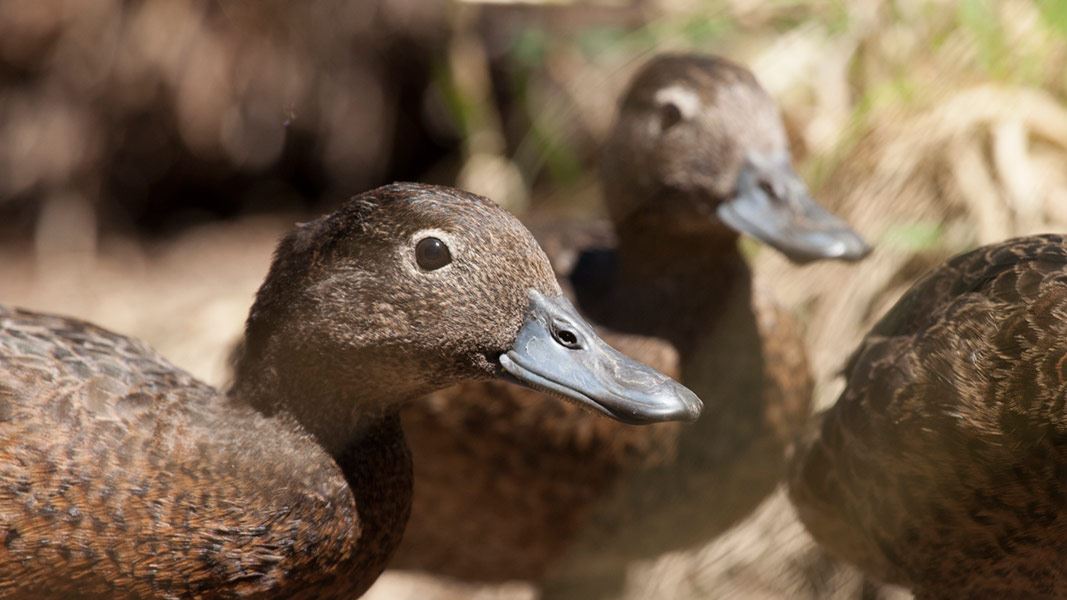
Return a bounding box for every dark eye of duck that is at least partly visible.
[659,102,683,131]
[415,236,452,271]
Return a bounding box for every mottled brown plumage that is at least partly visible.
[790,234,1067,598]
[391,54,868,597]
[0,183,693,598]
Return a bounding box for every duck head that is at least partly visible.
[233,183,701,450]
[602,53,870,263]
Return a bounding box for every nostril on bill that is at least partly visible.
[555,329,579,348]
[758,180,787,206]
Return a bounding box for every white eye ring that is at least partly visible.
[654,86,701,121]
[405,228,460,275]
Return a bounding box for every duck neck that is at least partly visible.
[226,358,416,596]
[599,217,749,351]
[231,344,428,457]
[333,412,413,597]
[615,220,742,283]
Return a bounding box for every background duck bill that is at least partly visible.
[717,182,874,263]
[499,291,702,425]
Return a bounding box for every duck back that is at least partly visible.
[0,306,381,598]
[791,235,1067,597]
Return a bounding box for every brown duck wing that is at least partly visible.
[792,234,1067,596]
[0,307,360,598]
[843,234,1067,376]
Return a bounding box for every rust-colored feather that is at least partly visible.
[0,306,378,598]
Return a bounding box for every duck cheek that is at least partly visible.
[469,351,505,380]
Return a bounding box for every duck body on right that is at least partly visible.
[790,234,1067,599]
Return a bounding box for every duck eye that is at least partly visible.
[415,236,452,271]
[659,102,683,131]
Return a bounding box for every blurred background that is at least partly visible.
[2,0,1066,597]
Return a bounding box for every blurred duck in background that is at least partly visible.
[790,234,1067,599]
[391,53,870,599]
[0,183,699,598]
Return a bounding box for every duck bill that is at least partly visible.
[717,155,871,264]
[499,290,702,425]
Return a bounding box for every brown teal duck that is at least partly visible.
[790,234,1067,599]
[0,183,700,598]
[389,54,870,598]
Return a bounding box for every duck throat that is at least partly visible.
[230,336,432,457]
[615,211,739,270]
[580,218,747,352]
[333,413,414,597]
[226,355,416,596]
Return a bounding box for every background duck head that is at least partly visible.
[230,183,701,454]
[602,53,870,264]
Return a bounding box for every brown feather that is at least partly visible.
[790,234,1067,597]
